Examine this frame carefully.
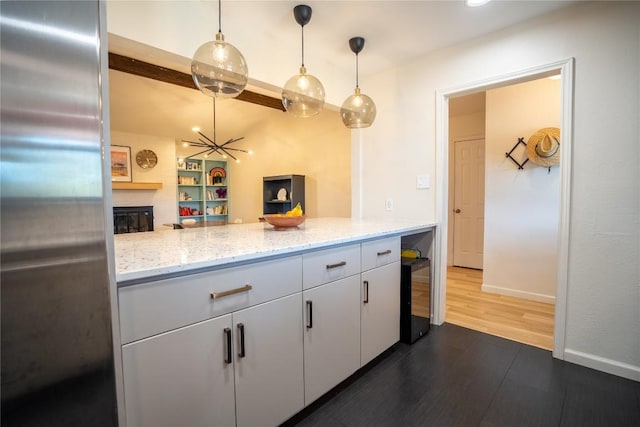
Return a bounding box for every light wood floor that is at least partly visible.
[445,266,555,350]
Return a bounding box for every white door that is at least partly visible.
[453,138,485,269]
[233,293,304,427]
[361,262,401,366]
[122,314,236,427]
[303,275,361,405]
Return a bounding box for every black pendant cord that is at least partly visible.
[355,54,359,88]
[301,25,305,67]
[218,0,222,34]
[213,97,217,145]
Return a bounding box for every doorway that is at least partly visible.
[451,136,485,270]
[434,58,574,358]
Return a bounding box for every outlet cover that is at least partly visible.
[385,198,393,211]
[416,174,430,189]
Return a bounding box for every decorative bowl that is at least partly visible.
[263,214,306,230]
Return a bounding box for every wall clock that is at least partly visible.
[135,149,158,169]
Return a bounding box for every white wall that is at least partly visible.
[483,78,561,303]
[363,2,639,379]
[111,131,177,228]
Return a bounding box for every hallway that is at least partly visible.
[446,266,555,350]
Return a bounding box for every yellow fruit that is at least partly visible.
[285,203,303,216]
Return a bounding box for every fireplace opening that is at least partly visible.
[113,206,154,234]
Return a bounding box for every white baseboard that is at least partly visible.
[481,283,556,304]
[564,349,640,382]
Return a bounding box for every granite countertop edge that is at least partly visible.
[114,217,436,285]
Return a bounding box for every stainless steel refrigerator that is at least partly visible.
[1,1,120,425]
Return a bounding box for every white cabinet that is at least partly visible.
[122,295,304,427]
[233,294,304,426]
[120,256,303,427]
[360,237,401,366]
[122,314,236,427]
[119,235,404,426]
[361,261,401,366]
[302,275,361,405]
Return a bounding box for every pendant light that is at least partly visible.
[282,4,325,118]
[341,37,376,128]
[191,0,248,98]
[182,98,250,163]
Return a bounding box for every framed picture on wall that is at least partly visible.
[111,145,132,182]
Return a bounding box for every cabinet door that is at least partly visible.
[122,314,236,427]
[361,261,401,366]
[233,293,304,427]
[303,275,361,405]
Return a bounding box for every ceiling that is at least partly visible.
[108,0,577,143]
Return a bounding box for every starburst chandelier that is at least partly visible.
[182,97,251,162]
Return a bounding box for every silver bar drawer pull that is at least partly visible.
[326,261,347,270]
[210,284,253,299]
[377,249,392,256]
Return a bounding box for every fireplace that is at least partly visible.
[113,206,154,234]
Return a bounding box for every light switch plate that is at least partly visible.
[416,174,430,189]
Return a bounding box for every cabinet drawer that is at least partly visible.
[302,244,361,290]
[119,256,302,344]
[361,237,401,271]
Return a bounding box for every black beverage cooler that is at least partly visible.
[400,257,431,344]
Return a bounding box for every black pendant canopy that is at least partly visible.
[349,37,365,55]
[293,4,312,27]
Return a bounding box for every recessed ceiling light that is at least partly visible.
[466,0,491,7]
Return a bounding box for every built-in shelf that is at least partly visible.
[112,182,163,190]
[263,175,305,215]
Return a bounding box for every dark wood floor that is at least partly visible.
[286,323,640,427]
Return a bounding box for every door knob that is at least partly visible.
[454,209,461,213]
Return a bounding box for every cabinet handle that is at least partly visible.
[377,249,392,256]
[237,323,246,358]
[223,328,232,364]
[326,261,347,270]
[210,284,253,299]
[363,280,369,304]
[306,300,313,329]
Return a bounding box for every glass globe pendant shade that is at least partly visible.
[341,87,376,128]
[191,32,248,98]
[282,66,325,118]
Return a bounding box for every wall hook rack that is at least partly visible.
[505,137,529,170]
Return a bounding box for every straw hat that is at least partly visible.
[526,127,560,167]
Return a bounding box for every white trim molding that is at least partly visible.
[481,283,556,304]
[564,349,640,382]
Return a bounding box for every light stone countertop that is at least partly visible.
[114,217,436,285]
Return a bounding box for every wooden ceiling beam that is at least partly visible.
[108,52,285,112]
